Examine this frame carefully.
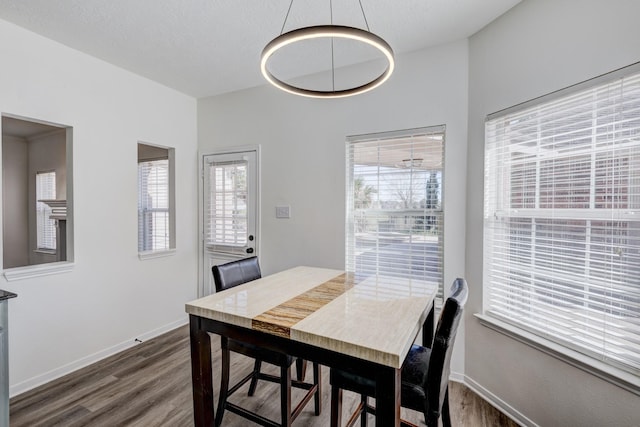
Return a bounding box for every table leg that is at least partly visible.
[423,304,435,348]
[374,366,401,427]
[190,315,214,427]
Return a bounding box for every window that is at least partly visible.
[2,115,73,277]
[137,143,175,254]
[484,65,640,375]
[205,159,249,250]
[346,126,445,300]
[36,171,56,251]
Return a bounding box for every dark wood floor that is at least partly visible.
[10,325,518,426]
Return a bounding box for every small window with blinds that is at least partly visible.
[484,63,640,375]
[346,126,445,301]
[137,143,175,254]
[36,171,56,251]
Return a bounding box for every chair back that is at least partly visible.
[212,256,262,292]
[425,278,468,422]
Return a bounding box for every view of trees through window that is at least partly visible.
[347,127,445,298]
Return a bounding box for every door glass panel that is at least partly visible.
[206,160,248,248]
[202,150,258,296]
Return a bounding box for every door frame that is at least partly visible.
[198,145,261,297]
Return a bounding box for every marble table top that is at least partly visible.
[186,266,437,368]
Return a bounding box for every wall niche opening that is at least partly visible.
[2,115,73,271]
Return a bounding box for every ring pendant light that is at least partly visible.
[260,1,395,99]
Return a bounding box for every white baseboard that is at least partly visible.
[449,370,465,383]
[463,375,538,427]
[10,318,188,397]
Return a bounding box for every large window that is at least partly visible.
[346,126,445,299]
[484,65,640,375]
[137,143,175,254]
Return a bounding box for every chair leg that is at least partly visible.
[441,386,452,427]
[215,338,231,427]
[313,362,322,415]
[359,394,368,427]
[296,358,307,381]
[248,359,262,396]
[280,365,292,427]
[331,385,343,427]
[423,385,450,427]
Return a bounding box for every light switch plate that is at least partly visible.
[276,205,290,219]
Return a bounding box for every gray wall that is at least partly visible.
[466,1,640,425]
[2,135,28,268]
[199,39,470,375]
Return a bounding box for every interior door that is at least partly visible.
[202,149,258,296]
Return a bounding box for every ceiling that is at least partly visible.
[0,0,520,98]
[2,116,63,139]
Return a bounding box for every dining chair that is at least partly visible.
[212,256,321,427]
[329,278,469,427]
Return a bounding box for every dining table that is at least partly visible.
[186,266,438,427]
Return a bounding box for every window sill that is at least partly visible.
[3,262,75,282]
[138,249,176,261]
[34,249,56,255]
[475,313,640,396]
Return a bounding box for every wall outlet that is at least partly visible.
[276,205,290,219]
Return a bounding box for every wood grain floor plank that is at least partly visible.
[10,325,519,426]
[81,345,189,412]
[9,375,119,426]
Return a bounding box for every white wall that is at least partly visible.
[0,19,198,395]
[198,40,469,374]
[466,1,640,425]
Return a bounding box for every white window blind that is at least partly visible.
[346,127,445,300]
[484,65,640,374]
[36,171,56,250]
[138,159,169,251]
[205,160,248,249]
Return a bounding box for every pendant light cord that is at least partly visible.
[280,0,294,34]
[330,0,335,91]
[358,0,370,31]
[282,0,369,33]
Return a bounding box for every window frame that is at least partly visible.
[481,62,640,394]
[137,142,176,259]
